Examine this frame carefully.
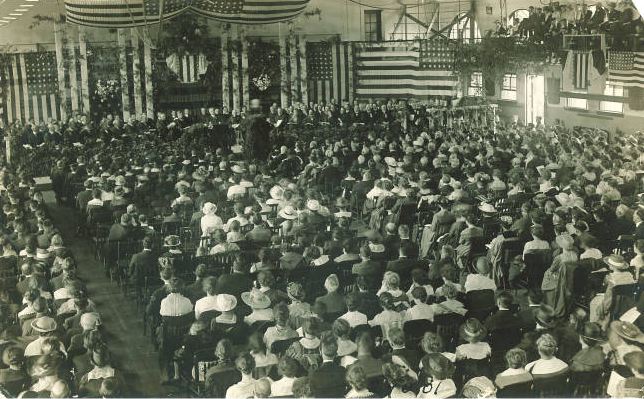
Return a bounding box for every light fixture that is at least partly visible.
[4,16,16,19]
[20,4,35,6]
[9,13,23,15]
[15,9,29,11]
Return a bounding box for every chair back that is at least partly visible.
[464,289,496,321]
[402,319,434,347]
[434,313,464,351]
[569,369,605,397]
[496,380,533,398]
[532,372,569,397]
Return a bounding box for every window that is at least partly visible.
[468,72,483,96]
[600,81,625,113]
[566,97,588,110]
[364,10,382,42]
[501,73,518,100]
[449,13,481,42]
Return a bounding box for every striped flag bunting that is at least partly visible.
[573,51,589,90]
[354,39,458,99]
[306,41,353,104]
[64,0,311,28]
[2,52,61,124]
[608,51,644,88]
[165,53,208,84]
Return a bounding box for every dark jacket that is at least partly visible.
[309,360,347,398]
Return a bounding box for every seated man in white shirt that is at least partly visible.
[160,278,193,317]
[404,286,434,322]
[340,291,368,328]
[464,257,497,293]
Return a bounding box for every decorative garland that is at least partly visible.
[453,35,550,95]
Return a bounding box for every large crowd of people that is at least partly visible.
[0,96,642,398]
[494,0,643,50]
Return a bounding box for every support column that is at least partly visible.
[131,28,143,118]
[279,31,289,108]
[78,26,90,116]
[143,36,154,119]
[117,28,130,121]
[231,26,241,111]
[289,33,299,105]
[67,27,79,113]
[221,30,230,110]
[53,20,68,121]
[298,35,308,106]
[241,29,250,109]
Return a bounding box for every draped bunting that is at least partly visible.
[64,0,311,28]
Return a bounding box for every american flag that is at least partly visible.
[306,42,354,104]
[65,0,310,27]
[354,39,457,99]
[608,51,644,88]
[573,52,589,90]
[2,52,61,124]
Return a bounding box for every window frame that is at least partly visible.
[565,97,588,110]
[599,81,625,114]
[501,73,518,101]
[364,10,383,42]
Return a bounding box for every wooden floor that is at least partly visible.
[49,202,183,397]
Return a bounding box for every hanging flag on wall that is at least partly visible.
[353,39,457,99]
[2,52,61,124]
[64,0,311,28]
[573,51,589,90]
[608,51,644,88]
[165,53,209,84]
[306,41,353,104]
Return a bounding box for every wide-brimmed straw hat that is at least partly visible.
[215,294,238,312]
[241,289,271,309]
[31,316,57,333]
[603,254,630,271]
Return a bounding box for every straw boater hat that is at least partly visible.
[459,318,488,342]
[278,206,298,220]
[478,202,497,214]
[462,376,497,398]
[241,289,271,310]
[603,254,630,271]
[163,235,181,248]
[31,316,57,334]
[610,321,644,344]
[535,304,556,328]
[214,294,237,312]
[231,164,246,174]
[268,186,284,204]
[306,199,320,212]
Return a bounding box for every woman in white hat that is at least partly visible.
[200,202,223,237]
[242,289,274,325]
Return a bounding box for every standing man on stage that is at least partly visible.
[242,99,272,162]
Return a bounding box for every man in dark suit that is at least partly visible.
[382,223,401,261]
[245,215,272,244]
[309,334,347,398]
[215,256,252,298]
[396,225,419,259]
[352,245,384,290]
[485,291,523,332]
[386,243,417,287]
[517,290,543,330]
[128,237,157,296]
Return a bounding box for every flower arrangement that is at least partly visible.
[94,79,120,104]
[252,74,271,91]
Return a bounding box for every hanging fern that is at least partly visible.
[453,35,550,94]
